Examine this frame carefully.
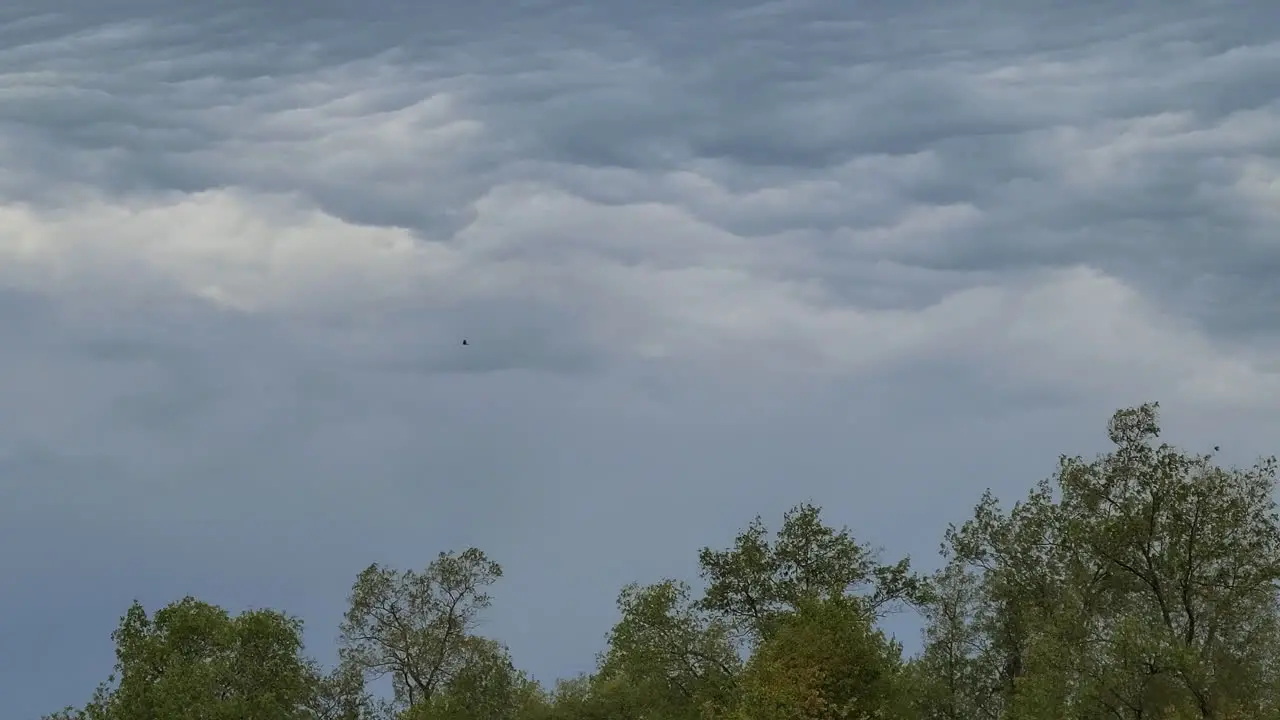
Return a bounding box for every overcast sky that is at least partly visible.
[2,0,1279,715]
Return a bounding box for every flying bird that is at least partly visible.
[462,339,469,346]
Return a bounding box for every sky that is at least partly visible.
[1,0,1279,714]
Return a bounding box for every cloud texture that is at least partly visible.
[1,0,1279,714]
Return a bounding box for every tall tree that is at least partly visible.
[733,594,907,720]
[307,658,377,720]
[45,597,317,720]
[906,562,1001,720]
[938,403,1280,720]
[401,636,546,720]
[698,503,923,643]
[338,549,503,713]
[596,579,741,719]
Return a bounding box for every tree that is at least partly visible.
[698,503,923,644]
[906,562,1001,720]
[938,403,1280,719]
[536,674,641,720]
[401,637,546,720]
[338,549,503,712]
[595,579,742,719]
[46,596,316,720]
[733,594,907,720]
[307,658,377,720]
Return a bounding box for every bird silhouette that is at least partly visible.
[462,339,469,346]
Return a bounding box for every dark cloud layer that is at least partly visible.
[2,0,1279,716]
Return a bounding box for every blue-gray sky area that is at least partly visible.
[3,0,1280,714]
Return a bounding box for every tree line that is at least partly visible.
[45,403,1280,719]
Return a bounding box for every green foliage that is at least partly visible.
[400,637,544,720]
[929,402,1280,720]
[905,562,999,720]
[338,549,502,712]
[734,594,906,720]
[46,597,316,720]
[698,503,924,643]
[307,658,375,720]
[47,403,1280,720]
[596,579,742,719]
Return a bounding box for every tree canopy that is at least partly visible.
[45,403,1280,720]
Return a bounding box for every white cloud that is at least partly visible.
[986,267,1280,408]
[0,190,460,312]
[1,162,1276,409]
[1232,157,1280,222]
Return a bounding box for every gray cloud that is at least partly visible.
[2,0,1280,716]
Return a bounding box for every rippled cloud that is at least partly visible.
[2,0,1278,715]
